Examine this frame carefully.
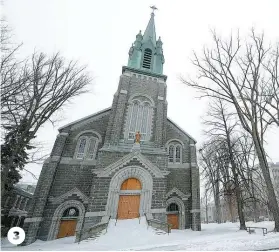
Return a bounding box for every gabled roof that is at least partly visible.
[166,187,191,200]
[57,106,196,143]
[94,151,169,178]
[167,118,197,143]
[58,107,111,131]
[48,187,90,204]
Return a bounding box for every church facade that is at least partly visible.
[23,10,201,245]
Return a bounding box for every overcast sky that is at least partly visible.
[3,0,279,184]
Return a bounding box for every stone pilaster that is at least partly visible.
[22,132,69,246]
[190,143,201,231]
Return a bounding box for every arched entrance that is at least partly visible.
[117,178,141,219]
[167,203,179,229]
[57,207,79,238]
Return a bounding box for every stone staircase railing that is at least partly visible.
[75,216,111,243]
[144,213,172,234]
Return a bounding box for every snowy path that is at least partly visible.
[1,219,279,251]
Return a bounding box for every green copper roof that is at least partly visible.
[142,12,156,47]
[127,7,165,75]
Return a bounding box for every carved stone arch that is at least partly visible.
[74,130,102,142]
[47,200,85,241]
[165,138,185,148]
[105,166,153,218]
[166,197,185,229]
[128,93,155,107]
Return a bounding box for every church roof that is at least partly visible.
[167,118,197,143]
[142,12,156,47]
[58,106,196,143]
[58,107,111,131]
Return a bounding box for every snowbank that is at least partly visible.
[1,219,279,251]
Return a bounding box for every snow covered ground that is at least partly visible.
[1,219,279,251]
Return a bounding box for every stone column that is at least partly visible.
[22,132,69,246]
[190,143,201,231]
[110,89,128,144]
[154,98,165,147]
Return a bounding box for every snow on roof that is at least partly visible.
[167,117,197,143]
[58,107,111,131]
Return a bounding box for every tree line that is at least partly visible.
[181,29,279,231]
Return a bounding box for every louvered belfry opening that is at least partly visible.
[142,48,152,69]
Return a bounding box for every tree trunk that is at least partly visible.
[215,180,221,223]
[205,191,209,224]
[235,185,246,230]
[253,133,279,231]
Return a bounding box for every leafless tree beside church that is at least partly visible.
[182,29,279,231]
[1,20,93,197]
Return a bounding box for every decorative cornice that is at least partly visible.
[166,187,191,200]
[49,187,90,204]
[122,66,167,81]
[93,152,167,178]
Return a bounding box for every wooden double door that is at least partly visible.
[167,214,179,229]
[57,219,77,238]
[117,195,140,219]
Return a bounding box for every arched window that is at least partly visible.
[126,97,153,141]
[168,143,182,164]
[62,207,79,219]
[142,48,152,69]
[75,134,100,160]
[87,137,98,159]
[167,203,179,212]
[76,137,87,159]
[168,145,174,163]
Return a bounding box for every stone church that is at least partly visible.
[23,9,201,245]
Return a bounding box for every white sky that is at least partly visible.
[3,0,279,183]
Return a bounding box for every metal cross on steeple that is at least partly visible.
[150,5,158,13]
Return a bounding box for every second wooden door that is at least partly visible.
[57,219,77,238]
[167,214,179,229]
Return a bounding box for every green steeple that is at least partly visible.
[127,7,165,75]
[142,12,156,47]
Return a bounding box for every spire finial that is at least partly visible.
[150,5,158,14]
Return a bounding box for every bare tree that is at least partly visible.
[200,99,247,229]
[182,29,279,231]
[1,51,92,197]
[0,19,23,123]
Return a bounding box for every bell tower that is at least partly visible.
[127,6,165,74]
[104,6,168,149]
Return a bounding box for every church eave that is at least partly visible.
[122,66,167,81]
[58,107,112,132]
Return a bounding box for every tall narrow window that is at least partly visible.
[126,97,153,141]
[87,137,98,159]
[175,146,181,163]
[168,142,183,164]
[76,138,87,159]
[169,145,174,163]
[142,48,152,69]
